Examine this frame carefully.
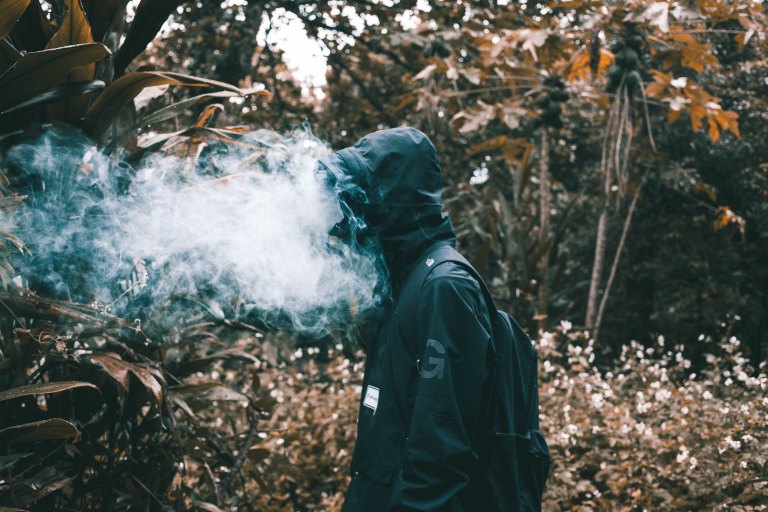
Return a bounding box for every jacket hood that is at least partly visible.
[328,127,456,284]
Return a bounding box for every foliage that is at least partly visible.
[0,0,767,509]
[0,0,261,147]
[205,327,766,511]
[148,0,764,348]
[538,325,768,511]
[0,1,272,509]
[303,0,767,359]
[0,288,274,509]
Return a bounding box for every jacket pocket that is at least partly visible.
[484,429,551,511]
[356,465,397,485]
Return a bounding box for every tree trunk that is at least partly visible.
[537,128,550,334]
[585,170,611,329]
[593,180,644,344]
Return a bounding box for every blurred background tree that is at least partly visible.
[144,0,768,365]
[0,0,766,509]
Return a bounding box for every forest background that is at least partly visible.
[0,0,766,510]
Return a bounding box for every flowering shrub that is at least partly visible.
[539,324,768,511]
[254,328,767,511]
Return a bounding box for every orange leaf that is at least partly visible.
[467,135,509,157]
[0,0,30,41]
[689,103,705,133]
[667,106,683,125]
[707,117,720,143]
[724,111,740,137]
[665,29,719,73]
[714,206,746,237]
[567,52,590,81]
[194,103,224,128]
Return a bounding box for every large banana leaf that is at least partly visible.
[8,0,50,52]
[0,0,30,40]
[0,381,98,402]
[45,0,95,59]
[0,80,105,120]
[112,0,187,76]
[0,452,36,472]
[85,70,244,136]
[137,88,269,126]
[0,418,81,444]
[81,0,130,43]
[136,126,247,151]
[0,43,110,110]
[0,40,21,75]
[88,353,164,405]
[45,0,97,123]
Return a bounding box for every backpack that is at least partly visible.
[398,244,551,512]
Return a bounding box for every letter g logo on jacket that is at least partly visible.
[418,339,446,380]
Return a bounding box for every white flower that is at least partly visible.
[670,77,688,89]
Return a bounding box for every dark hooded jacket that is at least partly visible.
[331,127,494,512]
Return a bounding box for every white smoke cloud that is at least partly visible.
[4,128,383,337]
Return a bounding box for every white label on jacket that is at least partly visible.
[363,385,379,414]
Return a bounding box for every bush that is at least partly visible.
[539,325,768,511]
[253,328,767,511]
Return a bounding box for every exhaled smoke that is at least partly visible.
[4,128,384,337]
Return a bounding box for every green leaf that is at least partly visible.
[0,43,110,110]
[0,0,31,40]
[81,0,129,43]
[46,0,94,50]
[87,352,130,390]
[45,0,97,123]
[0,381,98,402]
[8,0,51,52]
[171,348,261,377]
[247,446,270,464]
[136,126,244,151]
[112,0,186,76]
[138,88,268,127]
[85,70,244,136]
[0,452,36,471]
[171,383,248,402]
[0,40,22,76]
[88,353,164,405]
[0,80,104,119]
[0,418,81,444]
[191,501,225,512]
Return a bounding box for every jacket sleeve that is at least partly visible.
[387,263,492,512]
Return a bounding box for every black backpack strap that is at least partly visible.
[393,243,501,425]
[394,244,501,356]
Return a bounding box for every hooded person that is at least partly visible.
[327,127,495,512]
